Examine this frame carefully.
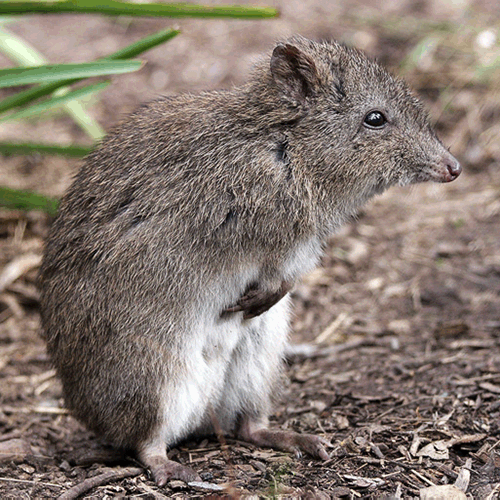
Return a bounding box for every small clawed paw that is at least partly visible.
[151,461,200,487]
[296,434,331,461]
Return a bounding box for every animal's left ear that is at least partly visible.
[270,43,321,105]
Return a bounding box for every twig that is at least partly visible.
[0,254,41,292]
[411,469,436,487]
[136,481,171,499]
[0,477,61,488]
[0,431,22,443]
[2,405,69,415]
[314,312,349,344]
[58,467,143,500]
[10,368,57,385]
[435,463,459,480]
[286,337,376,362]
[485,483,500,500]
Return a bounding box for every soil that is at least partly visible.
[1,1,499,498]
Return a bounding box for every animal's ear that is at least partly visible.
[270,43,320,104]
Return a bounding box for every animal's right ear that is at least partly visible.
[270,43,320,105]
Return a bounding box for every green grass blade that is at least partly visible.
[0,80,70,114]
[0,186,59,215]
[64,99,105,139]
[0,60,143,88]
[107,27,180,60]
[0,28,179,115]
[0,25,106,139]
[0,81,110,121]
[0,142,91,157]
[0,1,278,18]
[0,25,45,65]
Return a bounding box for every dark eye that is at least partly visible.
[364,111,387,128]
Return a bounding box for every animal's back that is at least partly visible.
[39,90,315,448]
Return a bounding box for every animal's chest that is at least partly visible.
[197,236,323,364]
[167,236,323,436]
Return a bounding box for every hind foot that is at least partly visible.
[139,444,200,487]
[238,416,331,460]
[146,455,199,486]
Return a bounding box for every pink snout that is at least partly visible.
[439,154,462,182]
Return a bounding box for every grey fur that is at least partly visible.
[39,36,460,481]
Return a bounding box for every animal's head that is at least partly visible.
[267,36,461,200]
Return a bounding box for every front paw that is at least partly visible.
[222,281,291,319]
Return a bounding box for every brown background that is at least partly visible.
[1,0,499,497]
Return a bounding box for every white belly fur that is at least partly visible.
[157,237,322,446]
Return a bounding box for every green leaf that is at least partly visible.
[0,24,45,66]
[0,80,66,114]
[0,81,109,121]
[0,28,179,115]
[0,60,143,88]
[0,186,59,215]
[107,27,180,60]
[0,1,278,19]
[63,99,105,139]
[0,142,91,157]
[0,25,106,139]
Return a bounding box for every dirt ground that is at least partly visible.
[1,0,500,498]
